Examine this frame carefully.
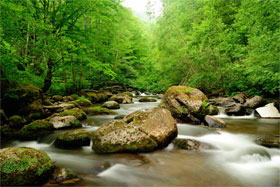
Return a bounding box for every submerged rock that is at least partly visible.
[54,129,92,148]
[173,138,214,151]
[256,136,280,148]
[92,108,177,153]
[49,116,81,129]
[0,147,54,186]
[205,115,226,128]
[139,97,157,102]
[45,166,79,186]
[102,101,120,109]
[109,94,133,104]
[159,86,214,123]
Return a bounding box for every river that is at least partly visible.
[2,97,280,186]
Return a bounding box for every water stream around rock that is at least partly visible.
[2,97,280,186]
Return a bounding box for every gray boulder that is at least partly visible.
[205,115,226,128]
[92,108,177,153]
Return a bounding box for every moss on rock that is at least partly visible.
[8,115,23,128]
[54,129,93,148]
[18,120,54,140]
[0,147,54,186]
[83,106,116,115]
[61,108,87,120]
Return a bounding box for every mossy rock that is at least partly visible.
[49,116,82,129]
[45,166,79,185]
[27,112,43,121]
[54,129,93,148]
[122,91,133,97]
[0,147,54,186]
[0,109,8,124]
[83,106,116,115]
[70,94,79,100]
[8,115,23,128]
[86,92,108,103]
[61,108,87,120]
[18,120,54,140]
[53,95,63,102]
[139,97,157,102]
[74,97,92,106]
[0,124,13,140]
[102,101,120,109]
[43,98,53,106]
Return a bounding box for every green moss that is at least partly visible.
[0,147,54,186]
[8,115,23,128]
[43,99,53,105]
[70,94,79,100]
[83,106,116,115]
[75,97,92,106]
[61,108,87,120]
[122,92,133,97]
[55,129,92,148]
[18,120,53,139]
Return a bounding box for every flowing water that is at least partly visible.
[2,97,280,186]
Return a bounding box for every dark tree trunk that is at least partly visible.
[42,58,53,92]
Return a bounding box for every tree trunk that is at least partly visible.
[42,58,53,92]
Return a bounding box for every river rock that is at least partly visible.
[114,114,125,120]
[92,108,177,153]
[45,166,79,186]
[139,97,157,102]
[160,86,214,123]
[18,120,54,139]
[53,95,64,102]
[8,115,24,128]
[54,129,92,148]
[102,101,120,109]
[209,97,235,107]
[49,116,81,129]
[43,103,75,113]
[61,108,87,120]
[109,94,133,104]
[225,104,246,116]
[255,136,280,148]
[173,138,215,151]
[83,106,116,115]
[256,103,280,118]
[244,96,266,108]
[205,115,226,128]
[232,92,247,104]
[0,147,54,186]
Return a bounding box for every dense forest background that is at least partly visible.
[1,0,279,98]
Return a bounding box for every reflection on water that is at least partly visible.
[2,97,280,186]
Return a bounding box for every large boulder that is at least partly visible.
[92,108,177,153]
[244,96,266,109]
[18,120,54,140]
[109,94,133,104]
[205,115,226,128]
[139,97,157,102]
[160,86,214,123]
[49,116,81,129]
[0,147,54,186]
[209,97,235,107]
[54,129,92,148]
[102,101,120,109]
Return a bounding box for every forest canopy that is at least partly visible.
[1,0,279,97]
